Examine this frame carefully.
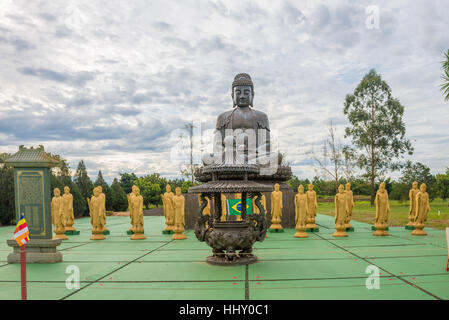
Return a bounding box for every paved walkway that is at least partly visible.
[0,215,448,300]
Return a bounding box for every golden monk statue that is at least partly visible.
[127,192,135,233]
[374,182,390,236]
[333,184,348,237]
[96,185,107,232]
[269,183,283,231]
[62,186,77,234]
[344,182,354,230]
[306,184,318,230]
[162,185,175,233]
[221,193,227,222]
[130,185,145,240]
[412,183,430,236]
[172,187,187,240]
[294,185,308,238]
[52,188,67,240]
[406,181,420,229]
[88,187,106,240]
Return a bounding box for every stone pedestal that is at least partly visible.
[7,239,63,263]
[412,222,427,236]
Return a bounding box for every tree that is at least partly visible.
[110,178,128,211]
[50,156,87,217]
[73,160,94,215]
[343,69,414,205]
[441,49,449,101]
[399,161,436,200]
[435,168,449,201]
[119,172,138,194]
[94,170,112,211]
[0,155,14,225]
[134,177,162,208]
[313,119,345,192]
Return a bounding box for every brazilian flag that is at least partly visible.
[227,199,252,216]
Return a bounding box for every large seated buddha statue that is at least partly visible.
[203,73,281,176]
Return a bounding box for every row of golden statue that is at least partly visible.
[50,184,188,241]
[160,181,430,240]
[51,180,431,242]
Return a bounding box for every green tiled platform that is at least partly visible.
[0,214,448,300]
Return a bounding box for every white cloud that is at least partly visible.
[0,0,448,183]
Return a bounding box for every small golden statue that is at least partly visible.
[130,185,145,240]
[333,184,348,237]
[221,193,227,222]
[88,187,106,240]
[162,185,175,233]
[306,184,318,230]
[172,187,187,240]
[344,182,354,230]
[96,185,108,233]
[62,186,77,234]
[269,183,283,231]
[412,183,430,236]
[127,192,135,233]
[52,188,68,240]
[294,185,308,238]
[406,181,420,229]
[373,182,390,236]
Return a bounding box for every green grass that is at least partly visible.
[318,198,449,230]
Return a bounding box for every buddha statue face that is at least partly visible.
[420,183,426,192]
[379,182,386,192]
[97,186,103,193]
[64,186,70,194]
[298,185,304,194]
[93,187,100,197]
[166,185,171,193]
[54,188,60,197]
[308,184,313,191]
[132,185,140,196]
[338,184,345,194]
[412,181,418,189]
[175,187,181,196]
[233,85,253,108]
[345,182,351,190]
[274,183,280,192]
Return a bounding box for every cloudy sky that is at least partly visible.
[1,0,448,183]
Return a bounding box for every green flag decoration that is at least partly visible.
[227,198,252,216]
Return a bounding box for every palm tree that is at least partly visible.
[441,49,449,101]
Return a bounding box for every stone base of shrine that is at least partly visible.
[6,238,63,263]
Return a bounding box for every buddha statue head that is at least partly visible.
[298,185,304,194]
[308,184,314,191]
[412,181,418,189]
[54,188,61,197]
[132,185,140,196]
[345,182,351,191]
[379,182,386,192]
[97,185,103,193]
[175,187,182,196]
[338,184,345,194]
[274,183,280,192]
[64,186,70,194]
[93,187,100,197]
[232,73,254,108]
[420,183,427,192]
[166,185,172,193]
